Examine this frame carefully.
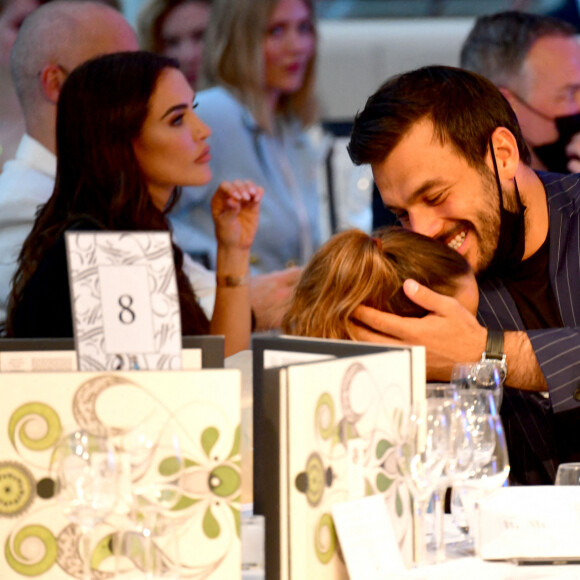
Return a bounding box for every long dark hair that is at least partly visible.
[7,51,209,335]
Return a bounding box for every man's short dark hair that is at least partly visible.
[460,11,576,87]
[347,65,531,168]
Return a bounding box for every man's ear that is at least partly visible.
[39,64,67,104]
[488,126,520,180]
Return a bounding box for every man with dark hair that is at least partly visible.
[460,11,580,173]
[348,65,580,485]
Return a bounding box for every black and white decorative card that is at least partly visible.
[65,231,182,371]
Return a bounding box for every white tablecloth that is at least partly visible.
[241,513,580,580]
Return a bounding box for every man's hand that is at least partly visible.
[250,267,301,331]
[349,279,487,381]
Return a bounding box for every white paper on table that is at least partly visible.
[0,350,77,372]
[0,348,203,372]
[477,486,580,561]
[263,349,334,369]
[332,495,407,580]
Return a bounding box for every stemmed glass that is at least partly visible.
[426,384,474,562]
[450,366,510,549]
[555,463,580,485]
[451,361,503,414]
[397,399,448,567]
[52,429,118,580]
[116,419,183,579]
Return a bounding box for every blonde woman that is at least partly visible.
[282,227,479,340]
[168,0,321,275]
[137,0,211,89]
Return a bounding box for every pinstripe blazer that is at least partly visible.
[477,172,580,484]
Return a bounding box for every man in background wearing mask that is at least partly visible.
[460,11,580,174]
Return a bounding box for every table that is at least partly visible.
[241,513,580,580]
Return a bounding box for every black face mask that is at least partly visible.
[483,139,527,279]
[508,90,580,173]
[533,113,580,174]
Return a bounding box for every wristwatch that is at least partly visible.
[472,329,507,388]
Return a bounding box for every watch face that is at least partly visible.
[473,360,505,387]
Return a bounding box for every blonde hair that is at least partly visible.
[282,227,473,340]
[202,0,317,131]
[137,0,211,53]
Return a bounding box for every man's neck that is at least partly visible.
[516,165,550,260]
[25,113,56,156]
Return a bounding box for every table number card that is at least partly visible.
[65,231,182,371]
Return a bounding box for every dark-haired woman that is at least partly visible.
[6,51,262,356]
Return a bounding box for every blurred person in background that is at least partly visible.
[0,0,41,169]
[138,0,211,90]
[169,0,323,276]
[0,0,139,326]
[461,11,580,174]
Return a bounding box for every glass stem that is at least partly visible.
[143,509,158,579]
[413,497,430,567]
[80,526,92,580]
[432,485,446,562]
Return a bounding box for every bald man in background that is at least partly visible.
[0,1,139,324]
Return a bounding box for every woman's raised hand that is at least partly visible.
[211,179,264,250]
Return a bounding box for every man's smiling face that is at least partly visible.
[372,118,507,275]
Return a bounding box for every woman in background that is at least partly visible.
[6,51,262,356]
[282,227,479,339]
[0,0,40,168]
[169,0,322,275]
[138,0,211,90]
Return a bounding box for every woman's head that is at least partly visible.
[54,50,210,224]
[282,227,478,340]
[138,0,211,89]
[8,51,211,335]
[203,0,317,130]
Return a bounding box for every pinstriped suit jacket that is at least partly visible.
[477,172,580,484]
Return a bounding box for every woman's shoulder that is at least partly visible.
[196,86,252,125]
[197,86,239,107]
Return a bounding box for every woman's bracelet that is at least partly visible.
[216,272,250,287]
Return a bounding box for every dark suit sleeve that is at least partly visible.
[528,328,580,414]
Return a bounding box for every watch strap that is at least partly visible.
[485,328,504,361]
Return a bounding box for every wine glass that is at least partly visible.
[451,361,504,411]
[53,429,118,580]
[555,462,580,485]
[451,384,510,550]
[116,419,184,579]
[397,399,448,567]
[426,383,474,562]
